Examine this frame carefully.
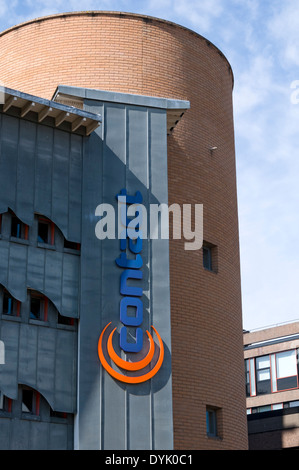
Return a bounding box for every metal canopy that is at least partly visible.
[52,86,190,135]
[0,87,102,136]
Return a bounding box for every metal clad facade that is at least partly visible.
[76,95,173,450]
[0,88,175,449]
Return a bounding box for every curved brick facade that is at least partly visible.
[0,12,248,449]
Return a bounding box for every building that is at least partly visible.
[244,321,299,450]
[0,11,248,450]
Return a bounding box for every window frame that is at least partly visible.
[37,216,55,246]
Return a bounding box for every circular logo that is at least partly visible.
[98,323,164,384]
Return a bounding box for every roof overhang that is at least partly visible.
[52,85,190,135]
[0,87,102,136]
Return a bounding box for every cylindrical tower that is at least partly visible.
[0,11,248,449]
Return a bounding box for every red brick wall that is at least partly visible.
[0,12,248,449]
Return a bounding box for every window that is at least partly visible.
[38,217,55,245]
[2,289,21,316]
[11,213,29,240]
[30,291,48,321]
[64,239,81,251]
[203,242,217,272]
[58,312,74,326]
[256,355,271,395]
[21,388,40,415]
[0,391,12,413]
[206,406,220,438]
[276,350,298,391]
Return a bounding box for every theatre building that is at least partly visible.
[0,12,248,450]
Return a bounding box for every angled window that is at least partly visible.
[0,391,12,413]
[37,216,55,245]
[29,291,48,321]
[11,212,29,240]
[2,289,21,317]
[21,387,40,416]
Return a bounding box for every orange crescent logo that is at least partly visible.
[98,323,164,384]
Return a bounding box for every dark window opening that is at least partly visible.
[203,242,217,272]
[30,292,47,321]
[64,239,81,251]
[203,246,212,270]
[58,312,74,326]
[206,407,219,437]
[21,388,40,415]
[22,389,33,413]
[3,290,20,316]
[11,214,28,240]
[37,217,54,245]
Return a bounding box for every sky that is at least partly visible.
[0,0,298,332]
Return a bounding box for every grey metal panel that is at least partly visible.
[29,421,49,450]
[49,422,68,450]
[0,114,19,213]
[7,243,27,301]
[0,241,9,288]
[76,125,103,450]
[0,419,10,449]
[0,321,19,399]
[0,113,84,242]
[61,253,80,317]
[148,109,173,450]
[68,134,83,242]
[16,120,36,224]
[35,124,54,220]
[11,419,30,449]
[102,102,127,450]
[55,329,77,412]
[76,95,173,450]
[0,242,79,318]
[36,326,56,406]
[19,323,38,386]
[52,130,70,238]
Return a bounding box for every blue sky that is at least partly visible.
[0,0,299,331]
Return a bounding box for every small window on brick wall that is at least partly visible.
[206,406,222,438]
[203,242,218,273]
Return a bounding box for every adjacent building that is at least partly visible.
[0,11,248,450]
[244,321,299,450]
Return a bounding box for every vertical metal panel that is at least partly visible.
[55,329,77,411]
[77,95,173,450]
[36,326,56,405]
[19,323,38,386]
[0,321,19,398]
[34,124,53,220]
[52,131,70,238]
[75,102,104,449]
[68,134,83,242]
[149,109,173,450]
[0,114,83,242]
[102,103,127,450]
[0,115,19,211]
[16,120,36,224]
